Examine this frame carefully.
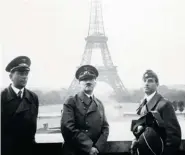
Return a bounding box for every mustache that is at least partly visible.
[86,83,92,86]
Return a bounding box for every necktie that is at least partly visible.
[17,90,22,99]
[142,98,147,107]
[89,96,93,105]
[90,96,93,102]
[141,98,149,114]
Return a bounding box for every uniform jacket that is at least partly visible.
[137,92,181,155]
[61,92,109,155]
[1,85,39,155]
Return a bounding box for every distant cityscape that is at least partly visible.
[24,84,185,112]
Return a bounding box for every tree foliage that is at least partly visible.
[31,85,185,112]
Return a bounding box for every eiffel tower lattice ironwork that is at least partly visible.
[65,0,131,102]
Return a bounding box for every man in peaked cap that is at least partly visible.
[130,69,181,155]
[61,65,109,155]
[1,56,39,155]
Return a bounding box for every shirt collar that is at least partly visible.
[11,84,24,98]
[84,92,93,98]
[144,91,156,102]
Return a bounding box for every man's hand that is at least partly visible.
[137,125,144,132]
[134,125,144,135]
[130,139,139,155]
[89,147,99,155]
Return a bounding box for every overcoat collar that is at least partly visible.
[137,92,162,115]
[77,91,99,114]
[6,85,31,102]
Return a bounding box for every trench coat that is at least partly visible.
[61,92,109,155]
[1,85,39,155]
[137,92,181,155]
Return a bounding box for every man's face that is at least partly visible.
[143,77,158,95]
[9,70,29,89]
[79,78,96,95]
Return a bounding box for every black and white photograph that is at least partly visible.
[1,0,185,155]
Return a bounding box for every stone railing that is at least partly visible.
[35,133,185,154]
[35,139,185,155]
[36,112,185,154]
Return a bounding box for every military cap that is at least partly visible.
[137,126,164,155]
[131,111,166,155]
[6,56,31,72]
[143,69,159,83]
[75,65,99,81]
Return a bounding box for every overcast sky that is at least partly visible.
[1,0,185,92]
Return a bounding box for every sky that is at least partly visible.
[1,0,185,92]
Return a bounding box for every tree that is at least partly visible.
[178,101,185,112]
[172,101,178,111]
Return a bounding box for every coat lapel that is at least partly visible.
[136,99,146,115]
[77,92,97,115]
[14,89,31,114]
[77,92,91,105]
[6,85,17,102]
[15,99,30,114]
[144,92,162,113]
[76,92,90,116]
[24,88,34,104]
[137,92,162,115]
[87,96,97,114]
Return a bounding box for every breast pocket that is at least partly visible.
[22,102,37,121]
[97,104,104,124]
[74,107,86,127]
[87,111,103,128]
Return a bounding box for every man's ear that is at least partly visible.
[156,81,159,86]
[94,78,97,85]
[9,73,12,79]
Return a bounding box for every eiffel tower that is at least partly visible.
[65,0,131,102]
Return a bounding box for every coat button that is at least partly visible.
[86,121,88,124]
[85,130,88,132]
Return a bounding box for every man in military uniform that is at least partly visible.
[131,70,181,155]
[61,65,109,155]
[1,56,39,155]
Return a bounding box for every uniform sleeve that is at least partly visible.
[61,97,93,153]
[95,103,109,152]
[160,101,181,149]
